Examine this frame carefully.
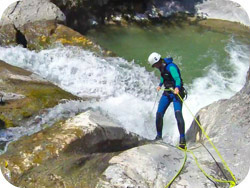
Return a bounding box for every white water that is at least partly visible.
[0,37,249,146]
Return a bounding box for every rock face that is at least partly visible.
[97,141,231,188]
[196,0,250,26]
[0,110,142,187]
[97,143,184,188]
[186,65,250,184]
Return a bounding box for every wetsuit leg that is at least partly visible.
[173,96,185,137]
[156,95,171,137]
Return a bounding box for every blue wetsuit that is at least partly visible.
[156,58,185,139]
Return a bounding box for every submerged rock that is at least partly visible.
[0,110,142,187]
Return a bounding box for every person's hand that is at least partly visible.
[174,87,179,95]
[157,86,161,92]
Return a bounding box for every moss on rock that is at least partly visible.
[0,24,17,46]
[0,60,78,128]
[0,20,112,56]
[16,152,118,188]
[0,115,13,129]
[0,111,142,187]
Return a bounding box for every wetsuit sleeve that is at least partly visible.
[169,66,181,89]
[159,76,164,87]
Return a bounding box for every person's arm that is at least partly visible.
[169,66,181,90]
[159,76,164,87]
[157,76,164,91]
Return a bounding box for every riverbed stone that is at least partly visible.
[0,110,142,187]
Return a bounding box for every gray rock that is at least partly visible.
[0,110,142,186]
[195,0,250,26]
[186,67,250,184]
[0,91,25,101]
[97,142,224,188]
[97,143,183,188]
[0,0,65,28]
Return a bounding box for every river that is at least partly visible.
[0,22,249,149]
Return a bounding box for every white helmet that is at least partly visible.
[148,52,161,66]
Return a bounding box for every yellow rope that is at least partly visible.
[160,88,237,187]
[164,147,187,188]
[187,149,236,187]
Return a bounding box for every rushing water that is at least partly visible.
[0,25,249,152]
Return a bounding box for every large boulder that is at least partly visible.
[0,0,65,47]
[186,64,250,184]
[0,0,65,27]
[0,110,142,187]
[196,0,250,27]
[0,1,109,53]
[97,143,185,188]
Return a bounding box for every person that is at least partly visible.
[148,52,186,149]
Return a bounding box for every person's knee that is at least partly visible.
[175,111,184,123]
[156,112,163,119]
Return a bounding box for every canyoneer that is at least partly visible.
[148,52,186,149]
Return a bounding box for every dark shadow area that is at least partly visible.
[186,115,203,143]
[51,0,205,34]
[0,94,5,106]
[64,126,142,154]
[0,119,5,129]
[15,27,27,48]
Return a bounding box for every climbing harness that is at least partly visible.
[154,88,237,188]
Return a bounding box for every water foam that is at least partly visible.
[0,37,249,145]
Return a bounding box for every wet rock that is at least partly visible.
[0,110,142,187]
[186,66,250,183]
[0,60,78,128]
